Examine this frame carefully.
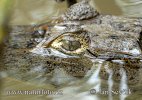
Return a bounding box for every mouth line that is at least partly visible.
[30,46,79,58]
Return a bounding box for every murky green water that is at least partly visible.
[9,0,142,25]
[1,0,142,100]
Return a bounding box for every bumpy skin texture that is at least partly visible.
[62,0,99,20]
[2,26,142,85]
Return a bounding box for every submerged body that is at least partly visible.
[30,1,142,84]
[1,1,142,100]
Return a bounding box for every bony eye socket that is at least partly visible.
[50,31,90,56]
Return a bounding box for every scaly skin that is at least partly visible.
[1,1,142,87]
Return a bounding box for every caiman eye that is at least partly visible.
[61,39,81,51]
[50,31,90,56]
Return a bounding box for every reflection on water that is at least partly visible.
[115,0,142,17]
[9,0,142,25]
[119,68,129,100]
[92,0,122,15]
[104,63,113,100]
[10,0,68,25]
[1,0,142,100]
[1,59,136,100]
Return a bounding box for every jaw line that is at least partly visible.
[30,47,79,58]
